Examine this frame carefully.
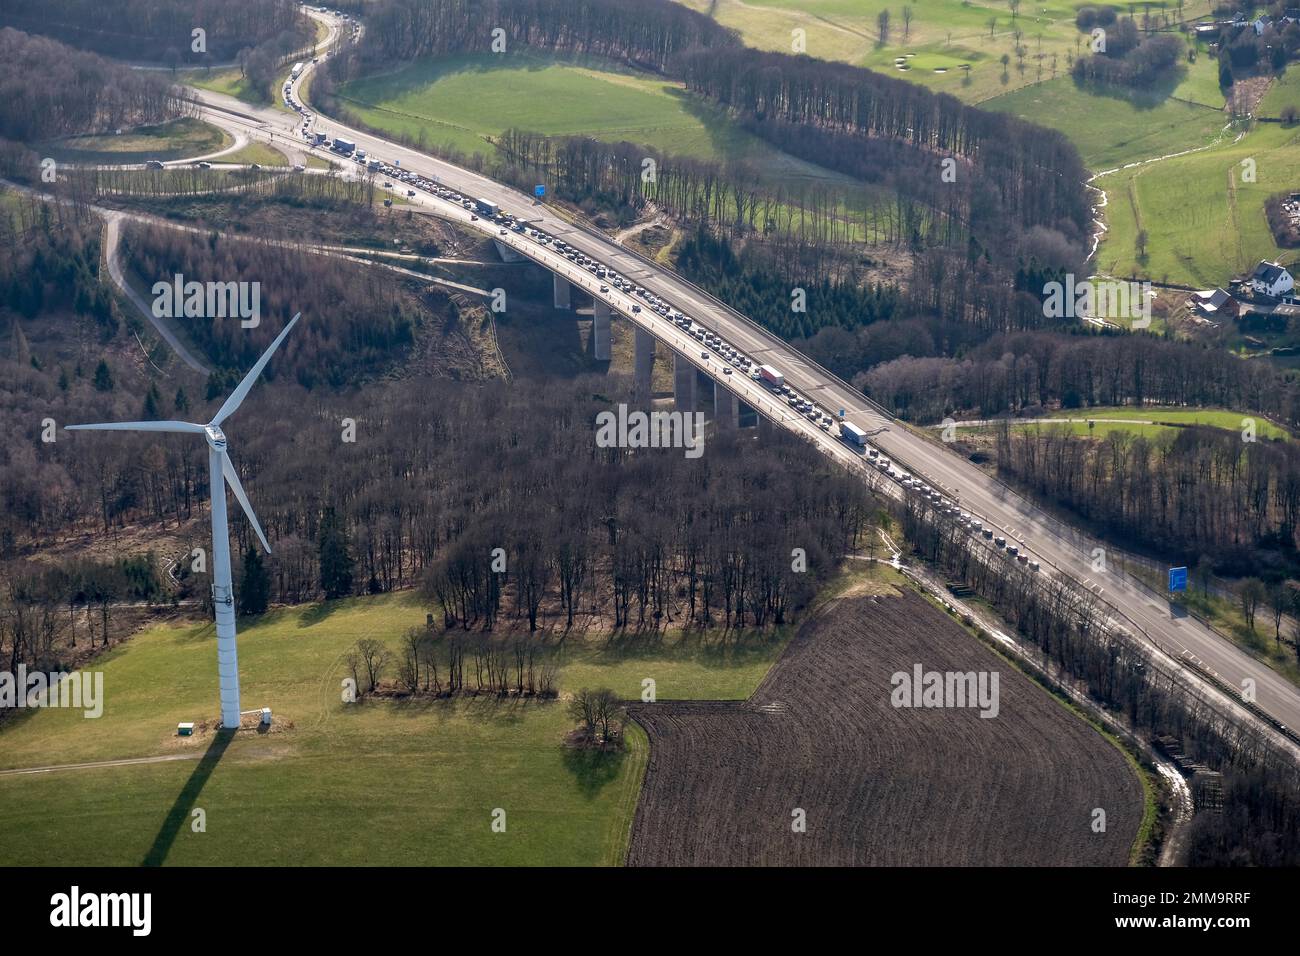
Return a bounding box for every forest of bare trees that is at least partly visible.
[0,29,188,142]
[122,222,424,388]
[10,371,871,622]
[1,362,875,694]
[854,329,1300,429]
[353,0,737,70]
[0,185,871,640]
[490,129,932,250]
[996,423,1300,572]
[674,47,1092,248]
[0,0,305,64]
[1,555,162,686]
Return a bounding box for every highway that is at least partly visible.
[171,10,1300,746]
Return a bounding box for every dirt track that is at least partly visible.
[626,588,1144,866]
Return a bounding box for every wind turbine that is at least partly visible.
[67,314,299,729]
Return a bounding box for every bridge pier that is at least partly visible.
[553,273,571,310]
[673,353,697,412]
[714,381,739,429]
[634,325,655,393]
[592,299,611,361]
[494,239,525,263]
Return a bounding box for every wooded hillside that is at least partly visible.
[0,29,188,141]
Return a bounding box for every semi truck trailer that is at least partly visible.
[840,421,868,447]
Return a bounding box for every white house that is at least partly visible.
[1251,261,1295,298]
[1253,15,1272,34]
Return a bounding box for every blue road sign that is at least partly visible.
[1168,566,1188,592]
[535,184,546,198]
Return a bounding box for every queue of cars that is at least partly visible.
[363,162,875,448]
[862,449,1041,572]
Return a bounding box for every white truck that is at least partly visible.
[758,364,784,389]
[840,421,868,447]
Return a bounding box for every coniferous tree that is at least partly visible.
[142,383,162,420]
[237,545,270,616]
[92,360,113,391]
[318,507,354,600]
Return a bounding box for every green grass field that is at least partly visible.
[1005,405,1292,440]
[222,141,291,167]
[0,586,795,865]
[677,0,1198,103]
[186,67,271,107]
[42,118,230,165]
[337,53,846,186]
[983,64,1227,171]
[186,64,301,117]
[1094,72,1300,286]
[337,51,900,242]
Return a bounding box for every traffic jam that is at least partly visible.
[299,133,1040,573]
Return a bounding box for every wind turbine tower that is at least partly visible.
[67,315,299,729]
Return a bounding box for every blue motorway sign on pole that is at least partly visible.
[535,184,546,198]
[1168,566,1188,592]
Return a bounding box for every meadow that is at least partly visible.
[42,118,230,165]
[1094,72,1300,286]
[983,60,1227,171]
[1001,404,1293,439]
[0,589,791,866]
[337,53,848,188]
[676,0,1178,102]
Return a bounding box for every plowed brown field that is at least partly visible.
[626,588,1144,866]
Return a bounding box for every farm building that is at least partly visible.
[1191,287,1236,317]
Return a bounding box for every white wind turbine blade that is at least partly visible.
[210,313,301,427]
[66,421,206,434]
[221,450,272,554]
